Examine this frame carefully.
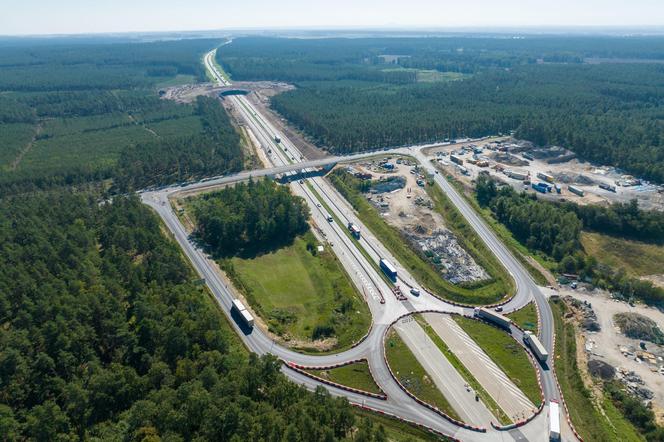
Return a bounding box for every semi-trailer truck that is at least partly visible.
[348,222,361,239]
[523,331,549,362]
[380,258,397,282]
[232,299,254,328]
[549,400,561,441]
[474,307,512,330]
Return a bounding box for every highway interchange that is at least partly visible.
[140,47,576,441]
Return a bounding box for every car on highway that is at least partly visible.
[494,306,503,312]
[410,288,420,296]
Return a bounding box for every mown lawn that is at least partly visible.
[308,360,382,395]
[507,302,539,333]
[223,232,371,352]
[550,299,643,442]
[384,329,461,421]
[452,316,541,405]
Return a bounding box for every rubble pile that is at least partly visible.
[405,228,489,284]
[565,296,601,331]
[617,369,655,401]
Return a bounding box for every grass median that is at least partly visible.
[308,360,383,395]
[452,316,541,405]
[385,329,461,421]
[329,169,509,305]
[415,314,512,425]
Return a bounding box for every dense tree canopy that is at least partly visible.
[219,36,664,183]
[475,175,664,306]
[0,191,390,441]
[192,179,311,257]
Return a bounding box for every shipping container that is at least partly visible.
[450,154,463,165]
[509,170,529,180]
[568,185,585,197]
[537,172,555,183]
[380,258,398,281]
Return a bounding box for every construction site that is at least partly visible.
[345,158,490,284]
[427,138,664,211]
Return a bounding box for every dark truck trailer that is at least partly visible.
[380,258,397,282]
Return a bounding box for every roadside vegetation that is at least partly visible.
[352,408,446,442]
[581,232,664,278]
[415,315,512,425]
[307,361,383,395]
[476,175,664,307]
[507,303,539,333]
[452,316,541,405]
[384,330,461,421]
[329,169,509,305]
[550,298,646,442]
[188,179,370,351]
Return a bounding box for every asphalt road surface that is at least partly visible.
[141,48,580,441]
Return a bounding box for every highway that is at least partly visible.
[139,48,578,441]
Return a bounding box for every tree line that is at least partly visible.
[218,37,664,183]
[192,178,310,258]
[476,176,664,307]
[0,191,392,441]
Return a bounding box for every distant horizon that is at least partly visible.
[4,24,664,39]
[3,0,664,37]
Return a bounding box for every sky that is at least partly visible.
[2,0,664,36]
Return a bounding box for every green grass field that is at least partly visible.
[415,314,511,425]
[507,303,539,333]
[550,299,643,442]
[452,316,541,405]
[308,360,383,395]
[384,329,461,421]
[329,170,510,305]
[222,232,371,352]
[581,232,664,277]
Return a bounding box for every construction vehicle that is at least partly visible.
[568,185,585,197]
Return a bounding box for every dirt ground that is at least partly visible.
[563,287,664,424]
[427,139,664,211]
[350,157,489,283]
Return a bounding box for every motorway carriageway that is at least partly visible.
[143,49,576,441]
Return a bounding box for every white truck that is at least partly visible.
[549,400,561,441]
[474,307,512,330]
[523,330,549,362]
[232,298,254,328]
